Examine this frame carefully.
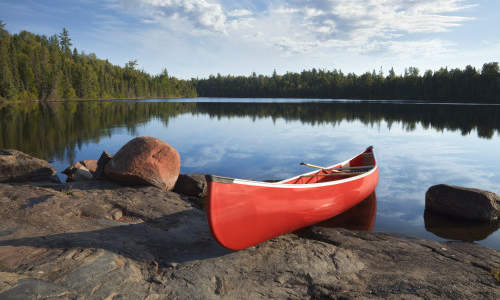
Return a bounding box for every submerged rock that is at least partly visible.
[104,137,180,191]
[0,149,60,183]
[426,184,500,221]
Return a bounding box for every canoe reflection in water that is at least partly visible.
[315,193,377,231]
[424,210,500,242]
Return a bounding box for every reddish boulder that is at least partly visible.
[104,137,180,191]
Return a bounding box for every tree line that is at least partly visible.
[2,23,499,103]
[193,64,500,103]
[0,23,197,101]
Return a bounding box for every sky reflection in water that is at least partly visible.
[2,100,499,249]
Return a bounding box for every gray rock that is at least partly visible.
[62,161,82,175]
[0,149,60,183]
[0,180,498,299]
[64,160,98,182]
[74,166,93,182]
[63,164,95,182]
[426,184,500,221]
[174,173,207,198]
[93,151,113,179]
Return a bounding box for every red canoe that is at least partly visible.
[206,146,379,250]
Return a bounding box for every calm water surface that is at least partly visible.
[1,98,499,249]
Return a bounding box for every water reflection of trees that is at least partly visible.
[1,101,499,161]
[195,102,500,139]
[0,101,196,161]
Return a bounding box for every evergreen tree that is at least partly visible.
[58,28,72,54]
[194,64,499,103]
[0,26,196,101]
[0,21,17,99]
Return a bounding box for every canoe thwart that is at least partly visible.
[329,165,374,171]
[300,172,361,178]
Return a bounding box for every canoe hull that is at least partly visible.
[207,148,379,250]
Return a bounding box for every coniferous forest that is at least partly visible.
[0,24,197,101]
[0,23,499,103]
[193,64,500,103]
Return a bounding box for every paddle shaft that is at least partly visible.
[301,162,374,172]
[300,172,361,178]
[300,162,330,171]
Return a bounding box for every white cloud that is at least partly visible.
[276,0,475,49]
[119,0,228,32]
[102,0,482,76]
[114,0,475,53]
[304,8,325,18]
[227,9,252,17]
[384,39,456,58]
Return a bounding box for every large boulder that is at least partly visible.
[425,184,500,221]
[0,149,60,183]
[104,137,180,191]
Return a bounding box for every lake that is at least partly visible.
[1,98,499,249]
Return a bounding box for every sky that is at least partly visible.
[1,0,499,79]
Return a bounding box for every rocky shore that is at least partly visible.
[0,150,499,299]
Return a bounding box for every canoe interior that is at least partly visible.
[280,147,375,185]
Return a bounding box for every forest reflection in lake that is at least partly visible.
[1,99,499,249]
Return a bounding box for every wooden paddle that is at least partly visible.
[300,162,374,173]
[300,172,360,178]
[300,162,333,171]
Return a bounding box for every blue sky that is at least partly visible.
[1,0,499,79]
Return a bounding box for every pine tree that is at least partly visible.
[58,28,72,54]
[0,22,17,99]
